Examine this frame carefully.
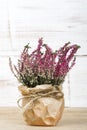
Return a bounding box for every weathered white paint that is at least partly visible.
[0,0,87,107]
[70,57,87,107]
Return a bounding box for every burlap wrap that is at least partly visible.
[18,84,64,126]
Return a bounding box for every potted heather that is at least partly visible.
[9,38,80,126]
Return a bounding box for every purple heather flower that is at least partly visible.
[9,38,80,87]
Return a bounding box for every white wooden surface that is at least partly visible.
[0,0,87,107]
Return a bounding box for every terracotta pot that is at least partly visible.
[18,84,64,126]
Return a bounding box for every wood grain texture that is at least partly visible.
[0,107,87,130]
[0,0,87,107]
[8,0,87,54]
[69,57,87,107]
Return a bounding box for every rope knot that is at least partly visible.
[17,85,64,108]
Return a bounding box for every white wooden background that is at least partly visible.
[0,0,87,107]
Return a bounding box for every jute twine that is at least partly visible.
[17,86,64,108]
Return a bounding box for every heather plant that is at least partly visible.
[9,38,80,88]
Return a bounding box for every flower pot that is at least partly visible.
[17,84,64,126]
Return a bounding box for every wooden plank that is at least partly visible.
[69,57,87,107]
[0,79,19,106]
[7,0,87,54]
[0,107,87,130]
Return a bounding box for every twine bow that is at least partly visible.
[17,86,64,108]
